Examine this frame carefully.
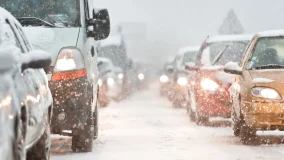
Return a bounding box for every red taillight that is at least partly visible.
[51,69,86,81]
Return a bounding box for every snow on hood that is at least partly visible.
[99,34,123,48]
[252,78,274,84]
[215,71,235,84]
[23,27,79,65]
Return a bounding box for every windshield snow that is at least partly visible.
[0,0,80,27]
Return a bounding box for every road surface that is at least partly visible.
[52,85,284,160]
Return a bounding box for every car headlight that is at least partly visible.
[138,73,145,80]
[54,48,84,72]
[251,87,281,99]
[107,78,115,86]
[118,73,124,80]
[0,95,12,108]
[201,78,219,91]
[177,77,187,86]
[98,79,103,86]
[160,75,169,83]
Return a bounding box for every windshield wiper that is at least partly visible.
[16,17,55,27]
[212,45,229,65]
[252,64,284,70]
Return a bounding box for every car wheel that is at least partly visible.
[26,122,51,160]
[232,111,241,137]
[93,104,98,140]
[72,108,94,152]
[195,111,209,125]
[240,119,256,145]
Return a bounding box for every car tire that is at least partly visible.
[71,108,94,152]
[26,122,51,160]
[240,120,256,145]
[187,103,195,122]
[232,113,241,137]
[196,111,208,125]
[93,105,98,140]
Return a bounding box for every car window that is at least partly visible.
[200,41,249,66]
[1,19,23,52]
[182,51,198,65]
[247,37,284,69]
[214,42,248,65]
[14,24,32,51]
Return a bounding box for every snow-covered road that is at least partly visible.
[52,85,284,160]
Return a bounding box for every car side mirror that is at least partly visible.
[88,8,111,41]
[21,50,51,71]
[185,62,199,71]
[224,61,242,75]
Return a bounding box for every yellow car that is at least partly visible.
[224,30,284,144]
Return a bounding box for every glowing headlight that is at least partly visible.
[54,49,84,72]
[0,95,12,108]
[201,79,219,91]
[98,79,103,86]
[107,78,115,86]
[160,75,169,83]
[138,73,145,80]
[177,77,188,86]
[251,87,281,99]
[118,73,124,80]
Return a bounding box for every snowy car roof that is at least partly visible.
[256,30,284,38]
[178,46,200,55]
[99,34,123,48]
[207,34,253,43]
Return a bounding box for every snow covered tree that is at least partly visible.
[218,9,245,35]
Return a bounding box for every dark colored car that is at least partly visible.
[186,34,252,125]
[0,7,52,160]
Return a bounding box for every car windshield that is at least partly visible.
[200,41,249,66]
[0,0,80,27]
[182,51,198,65]
[247,37,284,70]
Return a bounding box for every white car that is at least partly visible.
[98,57,123,101]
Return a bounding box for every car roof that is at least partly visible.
[178,46,200,55]
[256,30,284,38]
[206,34,254,43]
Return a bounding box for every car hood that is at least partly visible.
[23,27,79,66]
[249,69,284,83]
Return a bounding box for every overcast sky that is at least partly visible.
[95,0,284,68]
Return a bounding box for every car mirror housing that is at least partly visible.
[21,50,52,71]
[88,8,111,41]
[224,61,242,75]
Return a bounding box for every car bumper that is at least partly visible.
[197,90,231,118]
[171,85,187,101]
[49,76,90,133]
[244,102,284,130]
